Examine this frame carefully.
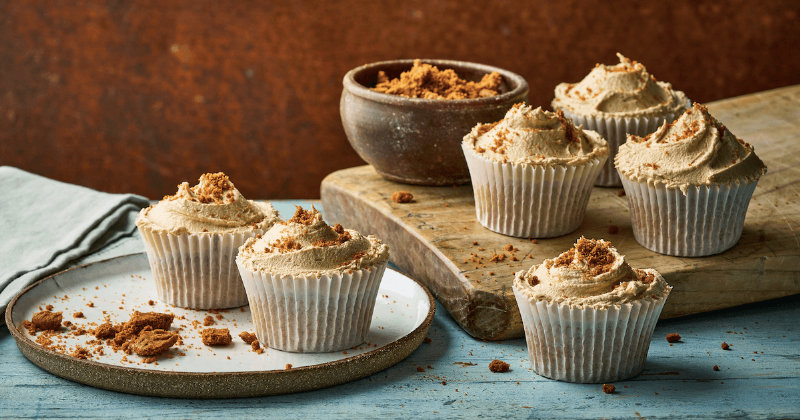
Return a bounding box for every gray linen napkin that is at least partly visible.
[0,167,150,321]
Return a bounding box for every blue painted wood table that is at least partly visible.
[2,200,799,419]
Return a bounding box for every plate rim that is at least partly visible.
[5,252,436,397]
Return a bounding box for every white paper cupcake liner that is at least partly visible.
[513,287,668,383]
[236,262,387,353]
[619,175,759,257]
[138,226,261,309]
[562,109,684,187]
[462,145,605,238]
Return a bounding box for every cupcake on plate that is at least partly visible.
[513,237,671,383]
[462,104,608,238]
[136,172,282,309]
[616,103,767,257]
[236,206,389,353]
[552,53,689,186]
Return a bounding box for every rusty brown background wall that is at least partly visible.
[1,1,798,199]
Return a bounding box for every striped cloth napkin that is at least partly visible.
[0,167,149,323]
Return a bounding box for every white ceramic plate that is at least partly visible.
[7,253,435,398]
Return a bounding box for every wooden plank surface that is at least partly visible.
[321,85,800,340]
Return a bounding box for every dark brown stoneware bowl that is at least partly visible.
[341,59,529,185]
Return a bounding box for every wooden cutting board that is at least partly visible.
[321,85,800,340]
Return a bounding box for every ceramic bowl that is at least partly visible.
[340,59,529,185]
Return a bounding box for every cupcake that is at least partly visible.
[136,172,282,309]
[513,237,671,383]
[236,206,389,353]
[462,104,608,238]
[616,103,767,256]
[552,53,689,186]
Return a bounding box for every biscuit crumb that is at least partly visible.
[114,311,174,344]
[553,237,615,277]
[288,206,317,226]
[239,331,258,344]
[713,365,720,371]
[608,225,619,235]
[32,311,63,331]
[617,190,626,197]
[201,328,232,346]
[372,59,501,100]
[285,364,292,370]
[489,359,509,373]
[416,366,425,372]
[94,322,117,339]
[527,275,539,287]
[131,329,178,356]
[391,191,414,203]
[22,320,37,335]
[602,384,615,394]
[721,342,730,350]
[203,315,214,326]
[424,337,432,344]
[666,333,681,343]
[70,346,92,360]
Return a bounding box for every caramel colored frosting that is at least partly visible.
[513,237,671,310]
[552,53,689,118]
[136,172,281,234]
[615,103,767,192]
[462,104,608,166]
[237,206,390,277]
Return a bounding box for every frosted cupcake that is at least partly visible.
[462,104,608,238]
[513,237,671,383]
[616,103,767,256]
[552,54,689,186]
[236,206,389,353]
[136,172,281,309]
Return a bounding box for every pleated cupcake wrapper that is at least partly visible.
[138,226,261,309]
[561,109,684,187]
[236,262,387,353]
[619,175,759,257]
[513,287,668,383]
[462,144,605,238]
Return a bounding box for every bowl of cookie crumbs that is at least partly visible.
[341,59,529,185]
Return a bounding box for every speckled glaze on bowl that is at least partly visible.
[341,59,529,185]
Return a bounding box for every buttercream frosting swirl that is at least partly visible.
[513,237,671,309]
[463,104,608,165]
[236,206,390,277]
[552,53,689,117]
[136,172,281,234]
[615,103,767,192]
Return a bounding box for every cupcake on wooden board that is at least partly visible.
[461,104,608,238]
[136,172,282,309]
[236,206,389,353]
[616,103,767,256]
[513,237,671,383]
[552,54,689,186]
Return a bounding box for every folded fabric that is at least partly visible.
[0,167,150,322]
